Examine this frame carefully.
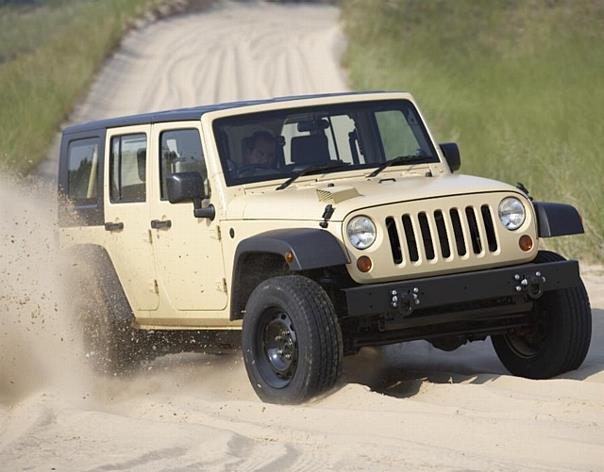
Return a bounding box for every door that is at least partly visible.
[103,125,159,311]
[149,122,228,311]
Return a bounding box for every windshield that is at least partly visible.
[213,99,439,186]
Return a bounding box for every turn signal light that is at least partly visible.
[357,256,373,272]
[284,251,295,263]
[519,235,533,252]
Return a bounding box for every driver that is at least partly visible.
[242,130,277,169]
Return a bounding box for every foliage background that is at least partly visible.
[0,0,173,175]
[341,0,604,262]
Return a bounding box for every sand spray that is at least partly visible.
[0,175,92,403]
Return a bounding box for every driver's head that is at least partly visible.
[244,131,277,168]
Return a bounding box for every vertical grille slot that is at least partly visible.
[434,210,451,258]
[481,205,498,252]
[385,217,403,264]
[402,214,419,262]
[465,206,482,254]
[449,208,467,256]
[418,212,435,260]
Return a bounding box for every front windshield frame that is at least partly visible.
[212,99,440,187]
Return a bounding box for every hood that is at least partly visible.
[226,174,521,221]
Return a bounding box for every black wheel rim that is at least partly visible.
[505,331,541,358]
[255,308,298,389]
[504,309,549,359]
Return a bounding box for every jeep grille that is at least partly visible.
[344,192,537,283]
[385,205,499,264]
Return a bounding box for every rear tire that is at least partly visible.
[73,248,144,375]
[492,250,591,378]
[242,275,343,404]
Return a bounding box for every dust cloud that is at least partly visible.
[0,175,90,403]
[0,174,250,408]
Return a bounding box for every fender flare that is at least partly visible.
[533,201,584,238]
[230,228,349,319]
[234,228,349,271]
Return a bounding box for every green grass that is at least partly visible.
[0,0,167,175]
[341,0,604,262]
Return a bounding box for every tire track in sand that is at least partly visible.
[39,1,346,180]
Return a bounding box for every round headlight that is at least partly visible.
[498,197,526,230]
[347,216,376,249]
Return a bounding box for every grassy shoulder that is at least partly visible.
[0,0,173,175]
[341,0,604,262]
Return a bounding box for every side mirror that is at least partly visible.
[166,172,204,203]
[439,142,461,172]
[166,172,215,220]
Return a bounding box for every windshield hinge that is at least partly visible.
[211,225,222,241]
[516,182,533,200]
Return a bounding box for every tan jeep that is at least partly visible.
[58,92,591,403]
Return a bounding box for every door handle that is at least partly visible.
[150,219,172,230]
[104,222,124,232]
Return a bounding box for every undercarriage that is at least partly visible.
[340,260,581,353]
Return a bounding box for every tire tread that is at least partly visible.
[242,275,342,404]
[492,250,591,379]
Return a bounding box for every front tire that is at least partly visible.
[492,251,591,378]
[242,275,343,404]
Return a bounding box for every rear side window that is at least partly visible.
[67,138,99,203]
[160,129,206,200]
[280,115,363,166]
[110,133,147,203]
[375,109,429,160]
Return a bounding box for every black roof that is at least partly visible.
[62,91,390,135]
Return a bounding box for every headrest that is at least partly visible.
[137,148,146,182]
[291,135,330,165]
[297,118,329,133]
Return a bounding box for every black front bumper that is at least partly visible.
[343,260,581,318]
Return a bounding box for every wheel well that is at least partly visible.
[230,252,353,321]
[230,252,289,320]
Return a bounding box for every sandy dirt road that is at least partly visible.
[3,2,604,471]
[36,1,346,180]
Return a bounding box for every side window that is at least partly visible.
[375,110,428,159]
[67,138,99,203]
[280,115,363,166]
[110,133,147,203]
[325,115,363,164]
[281,122,307,165]
[160,129,206,200]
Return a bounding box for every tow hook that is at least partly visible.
[514,271,546,299]
[390,287,420,316]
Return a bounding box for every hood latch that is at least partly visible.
[319,204,335,228]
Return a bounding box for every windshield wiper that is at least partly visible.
[276,162,349,190]
[366,154,428,178]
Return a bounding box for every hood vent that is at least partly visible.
[316,185,361,204]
